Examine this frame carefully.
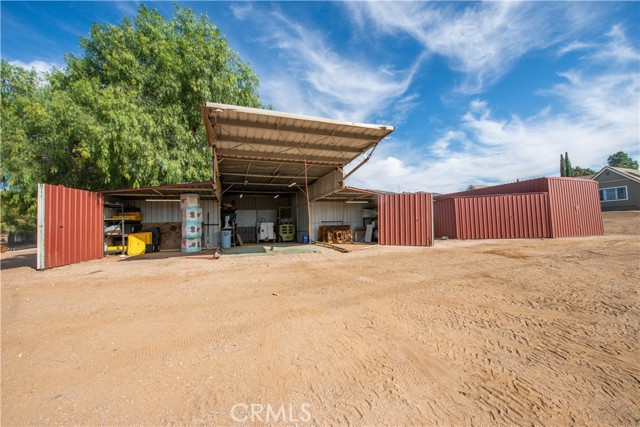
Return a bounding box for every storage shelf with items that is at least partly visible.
[103,203,142,255]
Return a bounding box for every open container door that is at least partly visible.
[37,184,104,270]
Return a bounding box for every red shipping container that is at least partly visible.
[378,193,433,246]
[434,177,603,240]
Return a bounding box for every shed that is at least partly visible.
[433,177,604,240]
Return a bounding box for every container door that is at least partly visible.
[37,184,104,270]
[378,193,433,246]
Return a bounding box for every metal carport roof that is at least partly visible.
[317,186,384,202]
[103,104,395,200]
[101,181,217,199]
[201,103,395,196]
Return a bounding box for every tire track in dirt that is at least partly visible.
[5,232,639,425]
[394,291,639,425]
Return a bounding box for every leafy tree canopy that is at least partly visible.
[1,4,263,232]
[572,166,596,177]
[607,151,639,169]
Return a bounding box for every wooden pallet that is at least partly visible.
[318,225,352,244]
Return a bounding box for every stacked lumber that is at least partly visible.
[318,225,352,243]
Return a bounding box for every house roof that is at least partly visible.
[593,166,640,184]
[465,184,489,191]
[201,103,395,194]
[569,175,595,180]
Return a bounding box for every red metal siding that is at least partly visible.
[435,177,549,200]
[43,184,103,269]
[454,193,550,239]
[433,177,603,240]
[546,178,604,238]
[434,198,457,239]
[378,193,433,246]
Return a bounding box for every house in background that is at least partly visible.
[465,184,489,191]
[592,166,640,210]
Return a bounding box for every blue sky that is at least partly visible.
[2,1,639,193]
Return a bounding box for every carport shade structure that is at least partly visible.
[200,103,395,200]
[104,104,395,201]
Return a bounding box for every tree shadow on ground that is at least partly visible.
[0,250,36,270]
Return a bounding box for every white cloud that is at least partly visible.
[114,1,140,17]
[347,26,640,194]
[230,3,254,21]
[431,130,466,157]
[8,59,61,75]
[347,2,599,94]
[240,9,419,123]
[591,25,640,64]
[557,41,595,57]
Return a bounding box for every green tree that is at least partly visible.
[607,151,639,169]
[560,154,565,177]
[1,4,263,232]
[0,62,45,232]
[564,152,573,177]
[572,166,596,177]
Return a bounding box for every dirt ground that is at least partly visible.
[1,211,639,426]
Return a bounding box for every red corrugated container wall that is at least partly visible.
[435,177,549,200]
[434,198,457,239]
[44,184,103,269]
[378,193,433,246]
[434,177,603,239]
[546,178,604,237]
[454,193,550,239]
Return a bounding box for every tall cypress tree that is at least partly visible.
[560,154,565,177]
[565,152,573,177]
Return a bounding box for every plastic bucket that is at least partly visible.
[221,228,232,249]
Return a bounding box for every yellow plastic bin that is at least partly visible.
[127,232,152,256]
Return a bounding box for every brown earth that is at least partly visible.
[1,211,639,426]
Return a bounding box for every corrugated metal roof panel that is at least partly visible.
[203,103,394,168]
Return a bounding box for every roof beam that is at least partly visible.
[102,193,215,198]
[218,148,345,166]
[218,158,334,170]
[215,133,363,154]
[221,190,296,195]
[220,172,324,180]
[222,181,304,187]
[211,116,381,143]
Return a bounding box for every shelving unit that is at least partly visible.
[103,203,142,255]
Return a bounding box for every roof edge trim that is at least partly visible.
[204,102,395,132]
